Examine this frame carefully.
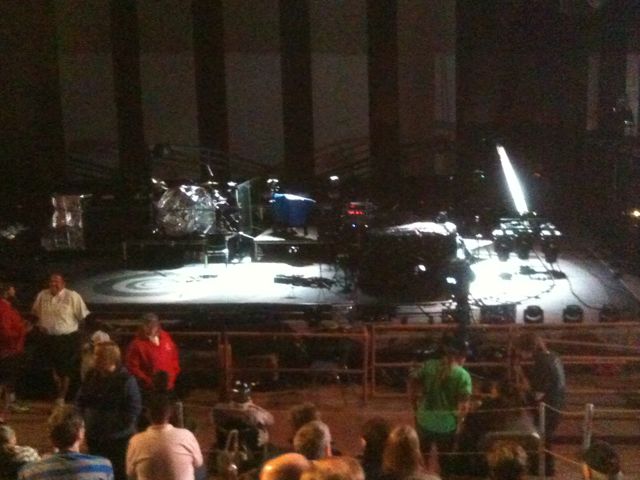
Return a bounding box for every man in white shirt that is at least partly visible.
[31,273,89,405]
[126,393,204,480]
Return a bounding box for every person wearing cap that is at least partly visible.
[80,330,111,381]
[408,335,472,477]
[31,273,89,405]
[0,282,31,419]
[211,381,274,472]
[125,313,180,393]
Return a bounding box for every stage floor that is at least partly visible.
[71,238,640,324]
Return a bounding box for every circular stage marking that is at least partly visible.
[93,273,185,298]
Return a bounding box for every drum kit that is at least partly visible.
[152,177,240,237]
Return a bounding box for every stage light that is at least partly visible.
[562,304,584,323]
[480,303,517,324]
[523,305,544,324]
[497,145,529,216]
[492,229,512,261]
[329,175,339,182]
[515,232,533,260]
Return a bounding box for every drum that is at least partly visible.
[156,184,216,236]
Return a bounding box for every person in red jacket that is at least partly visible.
[0,282,30,419]
[125,313,180,392]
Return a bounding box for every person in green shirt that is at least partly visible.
[409,335,472,477]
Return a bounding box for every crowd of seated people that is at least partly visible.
[0,391,626,480]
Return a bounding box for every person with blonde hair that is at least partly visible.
[260,453,312,480]
[76,341,142,480]
[381,425,440,480]
[302,456,365,480]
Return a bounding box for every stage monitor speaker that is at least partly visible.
[480,304,517,324]
[562,304,583,323]
[523,305,544,324]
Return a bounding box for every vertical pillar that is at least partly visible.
[279,0,315,190]
[367,0,399,204]
[0,1,65,217]
[110,0,148,195]
[193,0,229,177]
[597,0,633,135]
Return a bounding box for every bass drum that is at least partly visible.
[156,184,216,237]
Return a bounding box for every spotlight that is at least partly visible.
[523,305,544,324]
[562,304,584,323]
[599,304,620,323]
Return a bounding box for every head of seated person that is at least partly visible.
[301,456,364,480]
[294,421,332,460]
[486,440,528,480]
[582,440,622,480]
[382,425,426,479]
[261,453,312,480]
[289,403,321,435]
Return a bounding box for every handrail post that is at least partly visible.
[371,325,377,398]
[363,327,369,404]
[538,402,546,480]
[582,403,595,451]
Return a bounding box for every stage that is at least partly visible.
[69,237,640,325]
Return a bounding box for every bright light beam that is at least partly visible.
[497,145,529,216]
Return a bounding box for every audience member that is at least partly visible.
[289,403,321,438]
[18,406,113,480]
[358,416,391,480]
[0,424,40,479]
[485,440,528,480]
[80,330,110,380]
[31,273,89,405]
[76,341,142,480]
[293,421,332,461]
[582,440,622,480]
[409,335,472,476]
[514,332,565,476]
[302,456,365,480]
[260,453,311,480]
[212,381,274,452]
[0,282,30,418]
[125,313,180,393]
[126,393,204,480]
[380,425,440,480]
